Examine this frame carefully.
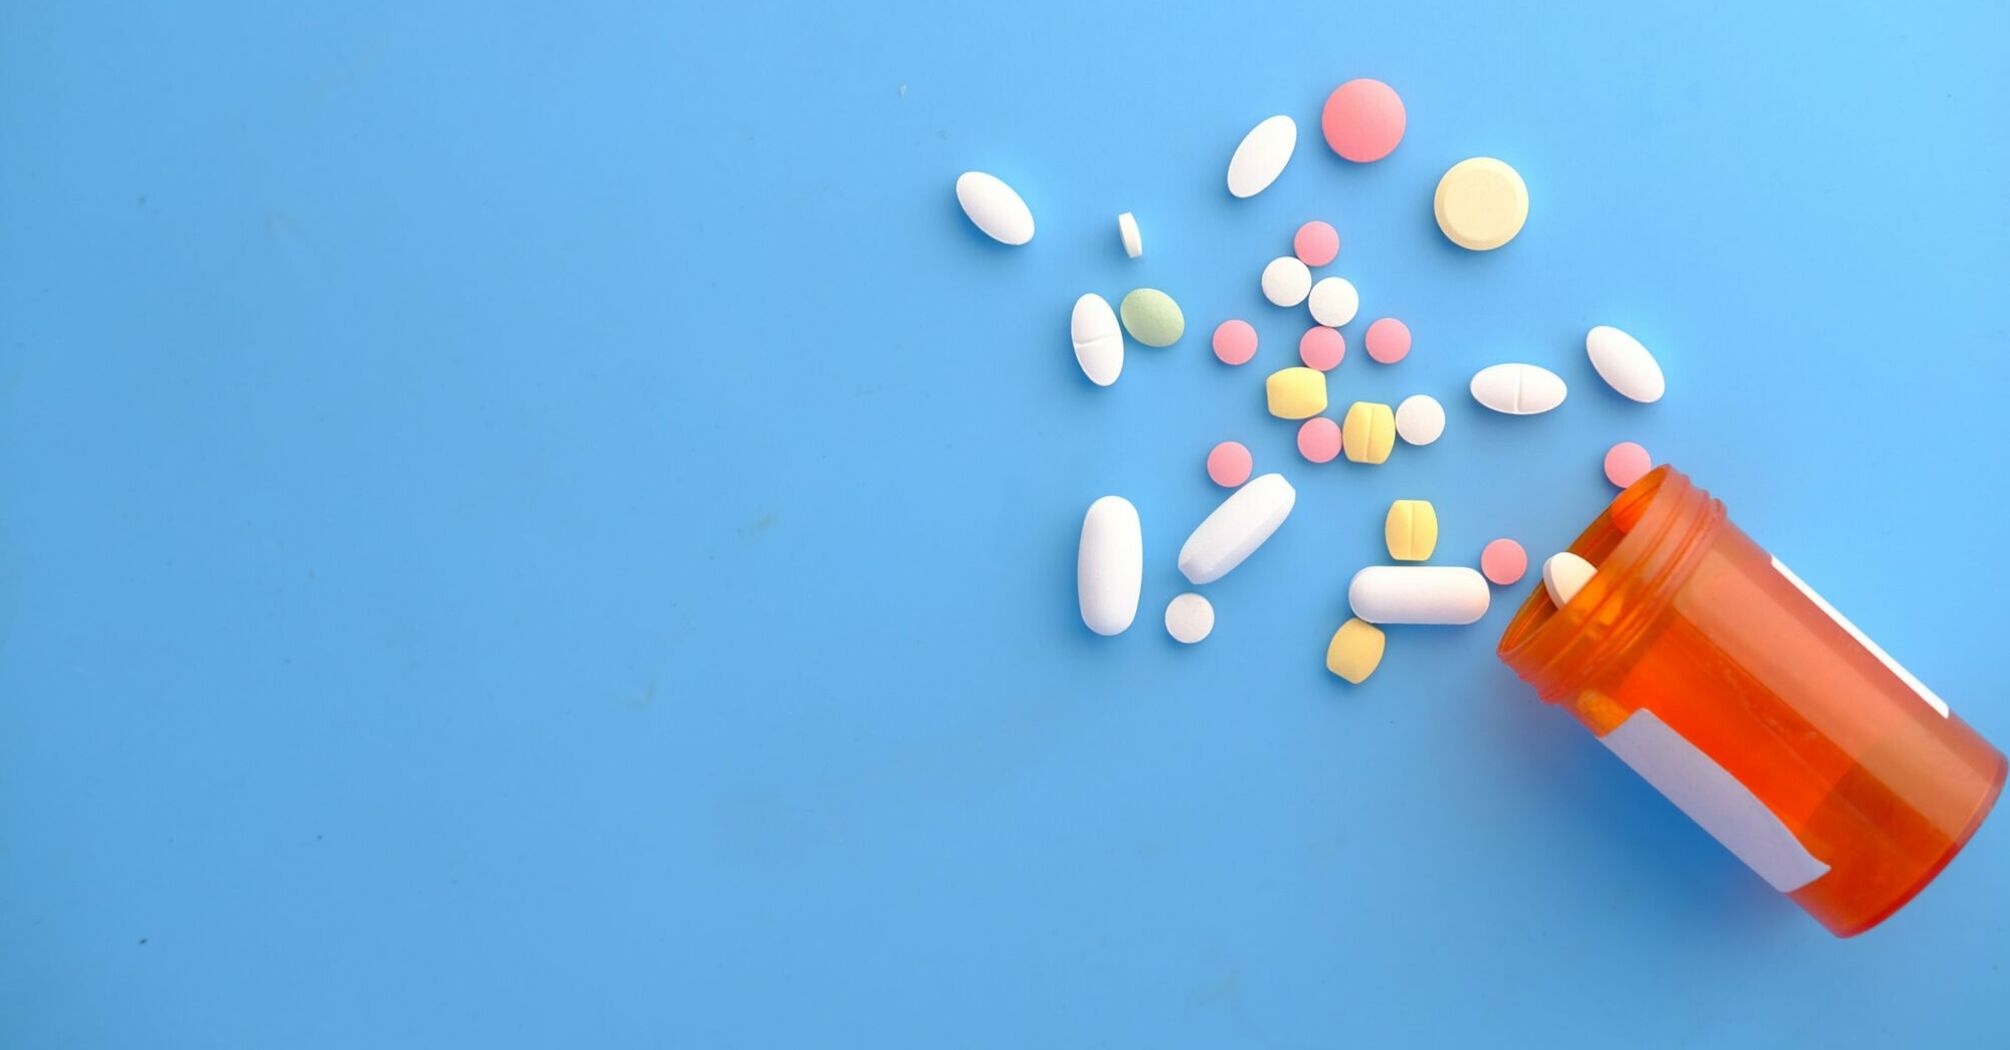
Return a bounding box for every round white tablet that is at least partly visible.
[1261,257,1312,307]
[1394,395,1445,445]
[1307,276,1359,327]
[1164,593,1216,644]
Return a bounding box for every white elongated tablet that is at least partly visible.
[1118,212,1143,258]
[1586,325,1665,403]
[1307,276,1359,327]
[1178,473,1296,585]
[1227,115,1297,198]
[1078,496,1142,635]
[1470,363,1567,415]
[1394,395,1445,445]
[1543,552,1597,608]
[1348,566,1491,625]
[1261,256,1313,307]
[955,171,1035,245]
[1070,293,1123,387]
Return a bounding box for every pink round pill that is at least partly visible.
[1480,538,1528,586]
[1211,319,1258,366]
[1604,441,1652,489]
[1296,418,1342,463]
[1363,318,1411,364]
[1299,326,1346,371]
[1293,221,1340,267]
[1207,441,1253,488]
[1321,78,1406,163]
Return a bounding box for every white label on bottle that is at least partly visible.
[1601,709,1830,893]
[1771,557,1950,718]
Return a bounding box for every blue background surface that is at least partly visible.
[4,1,2008,1046]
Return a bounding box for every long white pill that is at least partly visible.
[1586,325,1665,403]
[1178,473,1296,585]
[955,171,1035,245]
[1543,552,1597,608]
[1118,212,1143,258]
[1070,293,1123,387]
[1262,256,1312,307]
[1227,115,1297,198]
[1470,363,1568,415]
[1078,496,1142,635]
[1348,566,1491,625]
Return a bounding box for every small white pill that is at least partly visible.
[1347,566,1491,625]
[1470,363,1568,415]
[1227,115,1297,198]
[1307,276,1359,327]
[1178,473,1296,585]
[1164,593,1215,644]
[1078,496,1142,635]
[1262,257,1312,307]
[955,171,1034,246]
[1394,395,1445,446]
[1586,325,1665,403]
[1070,293,1124,387]
[1118,212,1143,258]
[1543,552,1597,608]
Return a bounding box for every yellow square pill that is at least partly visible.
[1265,367,1328,420]
[1343,402,1396,464]
[1384,499,1439,561]
[1325,617,1386,684]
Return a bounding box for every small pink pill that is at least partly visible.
[1480,538,1528,586]
[1299,326,1346,371]
[1321,78,1406,163]
[1364,318,1411,364]
[1296,418,1342,464]
[1211,319,1258,366]
[1293,221,1340,267]
[1604,441,1652,489]
[1207,441,1253,488]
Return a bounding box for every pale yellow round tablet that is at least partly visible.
[1433,157,1528,251]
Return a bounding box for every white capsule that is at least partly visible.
[1470,363,1568,415]
[1543,552,1597,609]
[1586,325,1665,403]
[1070,293,1123,387]
[1078,496,1142,635]
[1178,473,1296,585]
[1307,276,1359,327]
[1394,395,1446,446]
[1348,566,1491,625]
[1227,115,1297,198]
[955,171,1034,246]
[1118,212,1143,259]
[1164,593,1215,644]
[1261,256,1312,307]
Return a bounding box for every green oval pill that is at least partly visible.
[1119,288,1185,348]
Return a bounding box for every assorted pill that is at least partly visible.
[1363,318,1411,364]
[1604,441,1652,488]
[1470,363,1567,415]
[1266,367,1329,419]
[1586,325,1665,403]
[1262,256,1313,307]
[1227,115,1297,199]
[1349,566,1491,625]
[955,171,1035,245]
[1543,552,1597,608]
[1480,538,1528,586]
[1119,288,1185,347]
[1165,593,1216,644]
[1206,441,1253,488]
[1078,496,1143,635]
[1394,395,1445,446]
[1307,276,1360,328]
[1342,402,1396,464]
[1294,221,1340,267]
[1325,618,1387,684]
[1434,157,1528,251]
[1178,473,1296,585]
[1070,293,1124,387]
[1118,212,1143,258]
[1212,319,1258,366]
[1384,500,1439,562]
[1299,326,1345,371]
[1320,79,1406,163]
[1298,417,1342,463]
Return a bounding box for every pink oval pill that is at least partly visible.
[1321,79,1406,163]
[1207,441,1253,488]
[1480,538,1528,586]
[1299,326,1346,371]
[1211,319,1258,366]
[1296,418,1342,464]
[1364,318,1411,364]
[1604,441,1652,489]
[1293,221,1340,267]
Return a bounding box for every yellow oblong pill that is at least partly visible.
[1265,366,1328,419]
[1342,402,1396,464]
[1384,499,1439,561]
[1434,157,1528,251]
[1325,617,1387,684]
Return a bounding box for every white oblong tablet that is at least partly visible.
[1164,593,1215,644]
[1586,325,1665,403]
[1227,115,1297,198]
[1347,566,1491,625]
[1469,363,1567,415]
[1118,212,1143,258]
[1543,552,1597,608]
[1261,256,1312,307]
[1307,276,1359,327]
[1078,496,1142,635]
[1177,473,1296,585]
[955,171,1034,245]
[1394,395,1445,446]
[1070,293,1124,387]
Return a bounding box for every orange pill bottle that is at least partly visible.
[1498,466,2005,936]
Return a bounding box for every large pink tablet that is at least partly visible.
[1321,79,1406,163]
[1605,441,1652,488]
[1212,319,1258,366]
[1364,318,1411,364]
[1296,418,1342,463]
[1299,326,1345,371]
[1207,441,1253,488]
[1293,221,1340,267]
[1480,538,1528,586]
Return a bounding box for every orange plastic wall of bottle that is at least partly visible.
[1499,466,2005,936]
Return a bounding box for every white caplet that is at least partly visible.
[1227,115,1297,198]
[1470,363,1567,415]
[1078,496,1142,635]
[1070,293,1123,387]
[1118,212,1143,258]
[1586,325,1666,403]
[1543,552,1597,608]
[1178,473,1296,585]
[955,171,1034,245]
[1347,566,1490,625]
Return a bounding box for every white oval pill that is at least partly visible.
[1543,552,1597,608]
[1178,473,1296,585]
[1227,115,1297,199]
[1261,257,1312,307]
[1307,276,1359,327]
[1118,212,1143,259]
[1469,363,1568,415]
[1347,566,1491,625]
[955,171,1034,246]
[1586,325,1665,403]
[1078,496,1142,635]
[1394,394,1445,446]
[1070,293,1124,387]
[1164,593,1215,644]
